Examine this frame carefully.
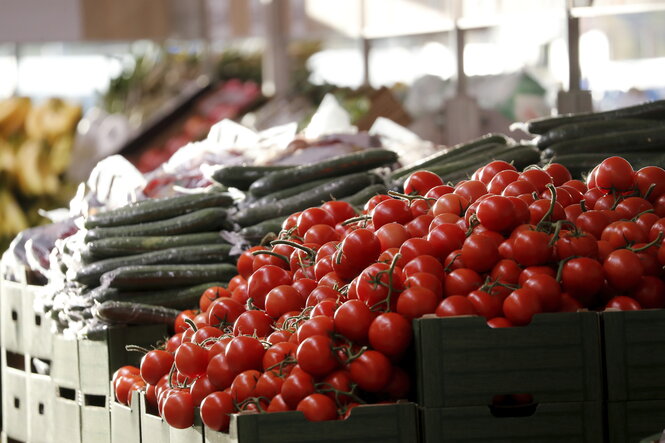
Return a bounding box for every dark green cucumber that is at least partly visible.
[536,119,663,150]
[527,100,665,135]
[546,125,665,157]
[83,232,228,260]
[210,165,295,190]
[390,134,510,180]
[74,244,233,286]
[85,207,231,243]
[248,149,397,198]
[94,300,181,326]
[84,192,233,229]
[239,216,287,244]
[90,282,226,309]
[342,184,388,207]
[235,172,383,227]
[248,176,335,206]
[549,152,665,179]
[101,263,237,290]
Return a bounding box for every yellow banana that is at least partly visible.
[15,139,44,195]
[0,189,28,236]
[0,97,31,138]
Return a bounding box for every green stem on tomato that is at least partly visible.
[251,250,290,265]
[270,240,316,258]
[538,183,557,227]
[629,231,663,252]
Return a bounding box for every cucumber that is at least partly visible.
[101,263,237,290]
[342,184,388,207]
[549,152,665,180]
[247,176,336,207]
[536,119,663,150]
[83,232,228,260]
[90,282,226,309]
[390,134,510,180]
[85,207,231,243]
[239,216,287,244]
[210,165,295,190]
[84,192,233,229]
[545,126,665,157]
[248,149,397,198]
[527,100,665,135]
[94,300,180,326]
[235,172,383,227]
[74,244,233,286]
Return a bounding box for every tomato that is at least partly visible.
[555,231,598,260]
[543,163,572,186]
[233,310,273,337]
[540,186,572,207]
[225,336,265,373]
[487,317,514,328]
[175,342,209,378]
[635,166,665,202]
[207,338,230,359]
[190,375,217,407]
[399,237,439,263]
[333,300,375,343]
[114,374,141,405]
[162,391,195,429]
[321,200,357,224]
[405,272,443,299]
[320,370,354,404]
[368,313,412,359]
[512,230,552,266]
[601,221,647,249]
[468,290,503,320]
[454,180,487,203]
[247,265,292,310]
[478,160,516,185]
[406,214,434,238]
[605,296,642,311]
[396,286,439,320]
[348,350,392,392]
[503,288,543,326]
[372,198,412,228]
[304,224,339,245]
[281,369,315,409]
[339,228,381,270]
[432,194,470,217]
[490,259,522,284]
[520,168,553,193]
[563,179,587,194]
[231,282,249,306]
[174,310,196,334]
[376,222,410,250]
[263,341,297,372]
[595,156,635,193]
[230,369,260,402]
[445,268,482,297]
[560,293,583,312]
[502,180,538,197]
[427,223,466,259]
[206,297,244,327]
[265,285,305,319]
[561,257,605,306]
[402,255,444,280]
[206,354,235,390]
[296,335,338,377]
[575,210,610,240]
[267,394,291,412]
[199,286,232,312]
[593,194,616,211]
[461,234,500,272]
[356,263,404,311]
[291,278,318,300]
[297,393,338,422]
[522,274,561,312]
[404,170,444,195]
[364,194,392,213]
[603,249,644,292]
[140,350,173,385]
[476,196,516,233]
[615,197,653,220]
[488,170,520,194]
[632,276,665,309]
[297,207,335,236]
[528,199,565,224]
[435,295,477,317]
[200,391,235,431]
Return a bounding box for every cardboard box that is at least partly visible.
[1,367,28,442]
[1,279,26,354]
[603,310,665,402]
[110,389,141,443]
[51,334,79,390]
[81,397,111,443]
[140,391,170,443]
[420,402,604,443]
[608,400,665,443]
[53,386,81,443]
[205,402,419,443]
[27,373,55,443]
[414,312,603,408]
[25,285,53,361]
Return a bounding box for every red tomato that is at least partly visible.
[162,391,195,429]
[368,313,412,359]
[461,234,501,272]
[175,342,209,378]
[347,350,392,392]
[281,369,315,409]
[476,196,517,233]
[605,296,642,311]
[522,274,562,312]
[603,249,644,292]
[468,290,503,320]
[333,300,375,343]
[561,257,604,306]
[503,288,543,326]
[478,160,516,185]
[297,393,338,422]
[297,208,335,236]
[543,163,572,186]
[230,369,261,402]
[487,170,520,194]
[520,168,552,193]
[435,295,477,317]
[595,156,635,193]
[512,230,552,267]
[296,335,338,377]
[206,354,235,390]
[199,286,232,312]
[265,285,305,319]
[321,201,357,224]
[190,375,217,407]
[454,180,488,203]
[635,166,665,202]
[404,170,444,195]
[247,265,292,310]
[225,336,265,373]
[207,297,244,327]
[200,391,234,431]
[233,310,273,337]
[632,276,665,309]
[372,198,413,228]
[432,194,470,217]
[140,350,174,385]
[445,268,482,297]
[396,286,438,320]
[376,222,410,250]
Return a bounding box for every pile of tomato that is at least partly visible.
[112,155,665,431]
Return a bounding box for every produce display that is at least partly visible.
[0,96,81,251]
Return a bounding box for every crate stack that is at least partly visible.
[413,312,605,443]
[0,260,56,443]
[602,310,665,443]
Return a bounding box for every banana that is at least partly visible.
[25,102,47,140]
[0,189,28,236]
[15,139,45,195]
[0,97,31,138]
[0,138,16,175]
[49,134,73,175]
[43,100,81,142]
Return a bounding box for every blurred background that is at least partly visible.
[1,0,665,249]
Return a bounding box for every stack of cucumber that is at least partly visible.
[211,148,398,243]
[389,134,540,188]
[528,100,665,178]
[73,192,239,324]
